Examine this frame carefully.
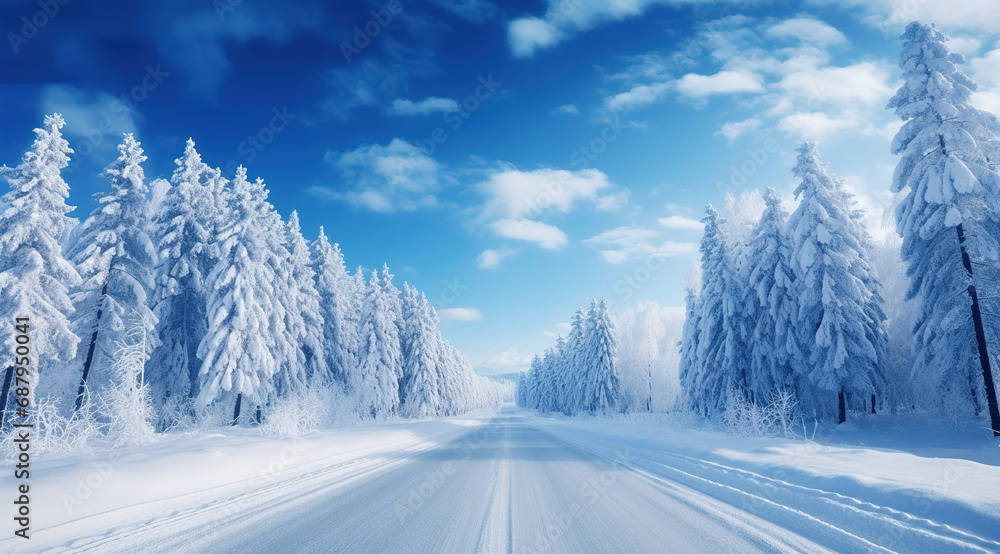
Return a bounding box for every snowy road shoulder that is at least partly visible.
[0,412,499,551]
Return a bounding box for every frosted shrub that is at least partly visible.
[260,385,354,437]
[722,389,799,439]
[1,396,99,460]
[99,315,156,448]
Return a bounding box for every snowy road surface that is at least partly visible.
[6,408,1000,553]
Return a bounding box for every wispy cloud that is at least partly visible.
[310,138,450,212]
[387,96,460,116]
[477,246,517,269]
[490,218,568,250]
[439,307,483,321]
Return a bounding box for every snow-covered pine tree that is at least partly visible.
[686,206,737,417]
[678,286,701,410]
[280,211,328,389]
[196,167,283,422]
[888,22,1000,432]
[522,355,542,409]
[356,268,403,418]
[563,308,587,413]
[551,335,571,414]
[66,134,159,410]
[0,114,81,411]
[579,299,622,414]
[743,188,797,404]
[538,346,560,412]
[787,143,887,423]
[399,284,441,418]
[149,139,227,421]
[311,228,360,386]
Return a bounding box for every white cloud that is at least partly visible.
[771,62,893,112]
[765,17,848,46]
[969,48,1000,116]
[439,307,483,322]
[714,118,763,142]
[477,246,517,269]
[479,347,533,372]
[490,218,568,250]
[676,70,764,98]
[507,0,749,57]
[948,36,983,56]
[777,111,856,139]
[657,215,704,231]
[40,85,140,158]
[478,167,616,220]
[584,226,698,263]
[312,138,448,212]
[550,103,580,116]
[508,17,563,58]
[807,0,1000,35]
[386,97,460,116]
[604,81,672,111]
[600,15,898,139]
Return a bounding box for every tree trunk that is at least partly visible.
[255,405,262,425]
[956,224,1000,437]
[838,389,846,425]
[871,394,877,415]
[0,366,13,428]
[75,281,109,412]
[232,393,242,426]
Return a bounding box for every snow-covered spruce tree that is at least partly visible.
[311,227,361,386]
[355,267,403,418]
[551,335,571,414]
[65,134,158,410]
[149,139,227,423]
[743,188,797,405]
[685,206,742,417]
[0,114,81,410]
[280,211,328,390]
[518,355,542,409]
[196,167,283,423]
[399,284,441,418]
[579,299,622,414]
[786,143,887,423]
[888,22,1000,432]
[562,307,587,414]
[678,286,702,411]
[538,346,561,412]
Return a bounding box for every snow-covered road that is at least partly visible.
[7,408,1000,552]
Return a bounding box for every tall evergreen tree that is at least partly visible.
[149,139,227,418]
[196,167,284,418]
[280,211,327,391]
[579,299,622,414]
[743,188,797,404]
[888,22,1000,431]
[787,143,887,423]
[564,308,587,413]
[0,114,81,406]
[399,284,441,418]
[66,134,158,407]
[356,267,403,417]
[686,206,736,417]
[311,228,360,385]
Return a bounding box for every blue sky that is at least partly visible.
[2,0,999,374]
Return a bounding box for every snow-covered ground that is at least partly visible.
[3,408,999,552]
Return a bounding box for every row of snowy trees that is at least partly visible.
[516,298,624,414]
[680,144,888,424]
[0,117,508,433]
[681,22,1000,430]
